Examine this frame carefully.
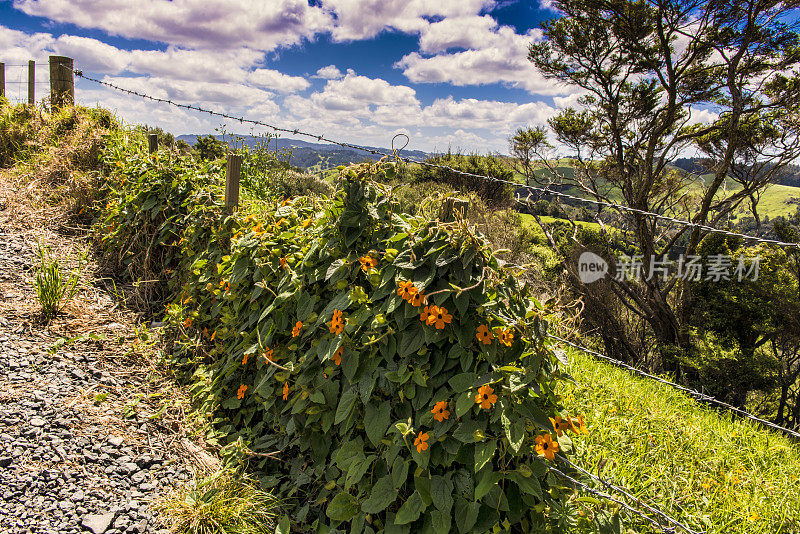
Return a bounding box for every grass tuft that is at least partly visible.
[31,241,84,320]
[156,469,280,534]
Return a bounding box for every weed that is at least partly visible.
[156,469,280,534]
[31,241,85,320]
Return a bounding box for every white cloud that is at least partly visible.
[321,0,496,42]
[249,68,310,93]
[314,65,344,80]
[13,0,332,52]
[418,15,498,54]
[396,25,575,96]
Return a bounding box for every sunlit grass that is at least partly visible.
[559,348,800,533]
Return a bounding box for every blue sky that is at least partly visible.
[0,0,577,153]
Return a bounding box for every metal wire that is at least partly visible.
[538,457,683,533]
[549,333,800,439]
[555,455,703,533]
[64,65,800,250]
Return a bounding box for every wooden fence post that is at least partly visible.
[148,133,158,154]
[0,63,5,98]
[225,154,242,213]
[49,56,74,108]
[27,60,34,105]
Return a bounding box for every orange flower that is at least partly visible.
[274,218,286,228]
[535,433,560,461]
[329,309,344,335]
[414,432,430,453]
[332,347,342,366]
[183,317,192,328]
[426,305,452,330]
[494,327,514,347]
[242,353,249,365]
[210,330,217,341]
[237,384,247,400]
[302,218,313,228]
[263,347,274,363]
[359,255,378,272]
[476,324,493,345]
[292,321,302,337]
[566,415,580,434]
[397,281,418,302]
[409,291,427,307]
[420,305,432,323]
[282,382,289,400]
[550,416,571,437]
[253,222,263,234]
[203,327,209,338]
[431,401,450,422]
[280,257,288,270]
[575,415,588,434]
[475,385,498,410]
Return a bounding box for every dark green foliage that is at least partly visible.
[412,152,514,206]
[195,134,229,161]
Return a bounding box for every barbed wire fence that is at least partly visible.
[16,59,794,531]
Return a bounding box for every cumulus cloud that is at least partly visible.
[13,0,332,52]
[314,65,344,80]
[396,25,575,96]
[249,69,310,93]
[321,0,496,42]
[417,15,499,54]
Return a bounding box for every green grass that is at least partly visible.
[519,213,603,232]
[560,348,800,533]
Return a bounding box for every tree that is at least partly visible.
[509,126,547,186]
[525,0,800,369]
[194,135,227,161]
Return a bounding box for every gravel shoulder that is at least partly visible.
[0,172,209,534]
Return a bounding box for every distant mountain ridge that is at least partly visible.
[671,157,800,188]
[176,134,429,170]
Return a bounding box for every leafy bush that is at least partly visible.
[156,160,575,533]
[412,152,514,207]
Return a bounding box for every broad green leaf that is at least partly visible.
[345,454,374,490]
[364,401,391,447]
[361,474,398,514]
[474,439,497,472]
[454,497,480,534]
[503,415,526,454]
[392,456,409,488]
[430,510,451,533]
[430,475,454,513]
[394,491,425,525]
[474,469,501,500]
[398,323,425,357]
[326,492,359,522]
[509,472,542,499]
[335,388,358,425]
[448,372,476,392]
[455,391,473,418]
[275,515,290,534]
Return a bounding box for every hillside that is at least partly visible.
[2,101,800,533]
[176,134,430,171]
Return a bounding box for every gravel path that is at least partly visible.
[0,227,196,533]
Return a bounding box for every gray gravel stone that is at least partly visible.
[81,512,116,534]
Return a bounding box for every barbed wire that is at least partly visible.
[63,65,800,250]
[555,454,703,533]
[537,457,685,533]
[548,333,800,439]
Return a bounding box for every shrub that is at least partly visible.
[159,160,575,532]
[412,152,514,207]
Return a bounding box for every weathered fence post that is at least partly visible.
[440,197,469,222]
[148,133,158,154]
[49,56,74,108]
[0,63,5,98]
[225,153,242,213]
[27,60,34,104]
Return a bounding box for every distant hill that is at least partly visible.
[672,157,800,188]
[176,134,430,171]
